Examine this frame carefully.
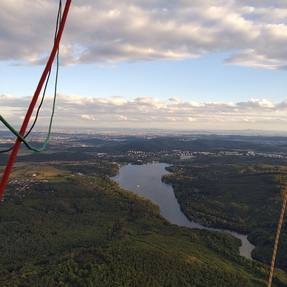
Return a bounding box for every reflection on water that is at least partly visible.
[113,162,255,260]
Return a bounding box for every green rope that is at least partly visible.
[0,1,61,153]
[0,65,57,153]
[25,0,62,140]
[0,45,59,153]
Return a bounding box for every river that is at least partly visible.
[113,162,255,260]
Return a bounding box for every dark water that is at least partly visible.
[113,162,255,260]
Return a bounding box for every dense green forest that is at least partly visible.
[1,164,286,287]
[2,134,287,286]
[163,156,287,271]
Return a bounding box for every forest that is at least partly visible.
[163,155,287,271]
[0,162,286,286]
[1,134,287,286]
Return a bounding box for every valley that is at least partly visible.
[1,133,287,286]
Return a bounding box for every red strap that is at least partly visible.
[0,0,72,200]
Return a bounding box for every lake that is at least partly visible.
[113,162,255,260]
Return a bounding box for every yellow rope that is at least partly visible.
[267,186,287,287]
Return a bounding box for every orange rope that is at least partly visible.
[267,186,287,287]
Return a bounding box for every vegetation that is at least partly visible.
[163,157,287,270]
[2,134,287,286]
[60,161,119,177]
[0,164,285,286]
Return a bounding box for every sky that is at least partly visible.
[1,0,287,132]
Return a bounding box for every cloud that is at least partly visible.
[2,94,287,131]
[1,0,287,69]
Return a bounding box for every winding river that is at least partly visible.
[113,162,255,260]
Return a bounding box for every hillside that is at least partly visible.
[0,164,286,287]
[163,157,287,271]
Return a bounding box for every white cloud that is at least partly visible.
[1,0,287,69]
[2,94,287,131]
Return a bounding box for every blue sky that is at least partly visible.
[1,0,287,131]
[2,53,287,103]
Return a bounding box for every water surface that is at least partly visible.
[113,162,255,260]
